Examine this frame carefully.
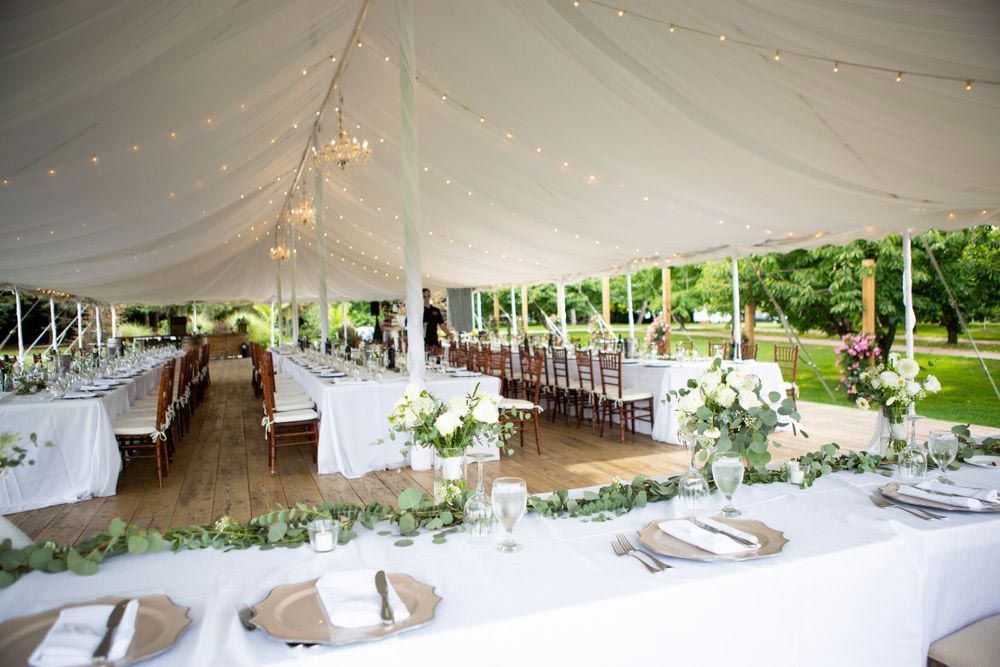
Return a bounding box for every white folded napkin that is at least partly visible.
[896,481,998,509]
[29,600,139,667]
[916,480,998,503]
[657,518,760,555]
[315,570,410,629]
[897,485,980,509]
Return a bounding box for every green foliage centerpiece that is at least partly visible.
[666,358,805,470]
[387,383,515,503]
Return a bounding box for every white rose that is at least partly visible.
[434,410,462,437]
[472,398,500,424]
[905,380,921,396]
[737,389,761,410]
[885,396,897,406]
[725,371,745,390]
[446,395,470,417]
[700,371,722,391]
[677,391,703,413]
[896,358,919,380]
[402,407,420,428]
[856,397,870,410]
[715,386,737,408]
[703,427,721,440]
[924,375,941,393]
[879,371,900,388]
[871,376,882,389]
[415,395,437,416]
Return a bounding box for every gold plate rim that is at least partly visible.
[637,517,788,562]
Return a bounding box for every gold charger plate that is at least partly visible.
[252,573,440,646]
[879,482,1000,513]
[0,594,192,666]
[637,518,788,562]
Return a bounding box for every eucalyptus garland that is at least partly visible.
[1,428,996,588]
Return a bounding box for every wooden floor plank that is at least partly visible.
[7,357,996,545]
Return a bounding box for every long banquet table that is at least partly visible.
[1,464,997,666]
[271,353,502,478]
[0,364,164,514]
[510,351,785,444]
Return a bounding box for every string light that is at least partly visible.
[832,62,839,73]
[896,72,903,82]
[965,80,974,90]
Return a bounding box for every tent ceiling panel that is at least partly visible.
[1,0,998,303]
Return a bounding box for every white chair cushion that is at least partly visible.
[113,417,156,436]
[602,388,653,402]
[273,409,319,424]
[928,614,1000,667]
[499,398,536,411]
[274,397,315,412]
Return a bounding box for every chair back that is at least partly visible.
[598,351,623,400]
[533,348,550,388]
[741,343,759,360]
[774,344,799,383]
[551,347,571,389]
[710,342,727,358]
[260,352,277,422]
[155,359,175,430]
[521,354,543,405]
[675,340,696,356]
[575,348,595,393]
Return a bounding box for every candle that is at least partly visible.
[314,530,334,552]
[786,461,805,485]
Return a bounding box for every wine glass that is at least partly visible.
[676,429,710,517]
[927,430,959,484]
[711,451,745,518]
[491,477,527,552]
[464,452,493,544]
[898,414,927,483]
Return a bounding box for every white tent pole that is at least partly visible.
[76,301,84,351]
[509,286,518,339]
[476,291,484,330]
[275,260,284,345]
[399,0,425,385]
[191,302,198,335]
[13,287,25,364]
[289,230,299,343]
[902,228,915,360]
[314,168,330,351]
[556,281,568,343]
[110,304,118,339]
[731,256,742,361]
[49,298,58,354]
[625,264,636,348]
[94,304,103,353]
[269,300,276,348]
[342,302,348,343]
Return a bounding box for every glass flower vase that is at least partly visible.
[879,405,908,460]
[433,447,468,505]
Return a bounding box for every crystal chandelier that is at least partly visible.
[289,193,315,226]
[269,243,290,262]
[315,95,371,171]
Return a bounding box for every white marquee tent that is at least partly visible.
[1,0,998,305]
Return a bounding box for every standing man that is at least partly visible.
[423,288,450,349]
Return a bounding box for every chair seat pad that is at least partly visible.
[602,388,653,402]
[499,398,536,411]
[113,418,156,436]
[928,614,1000,667]
[275,397,315,412]
[273,409,319,424]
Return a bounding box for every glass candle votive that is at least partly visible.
[307,519,339,553]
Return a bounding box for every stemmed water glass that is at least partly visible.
[897,414,927,483]
[491,477,527,552]
[464,452,493,543]
[711,451,745,518]
[927,430,959,484]
[676,429,710,516]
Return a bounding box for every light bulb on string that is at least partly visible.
[833,62,839,73]
[965,80,974,90]
[773,49,781,61]
[896,72,903,82]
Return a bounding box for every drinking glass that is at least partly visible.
[464,452,494,544]
[927,430,959,484]
[711,451,745,518]
[676,430,710,517]
[897,414,927,483]
[491,477,527,552]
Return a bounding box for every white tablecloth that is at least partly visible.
[512,352,784,444]
[0,365,163,514]
[1,465,997,666]
[272,355,502,478]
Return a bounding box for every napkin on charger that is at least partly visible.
[29,599,139,667]
[657,518,760,555]
[896,480,999,509]
[315,570,410,629]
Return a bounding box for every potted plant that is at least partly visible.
[235,316,249,334]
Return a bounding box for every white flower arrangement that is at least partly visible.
[665,358,805,470]
[853,354,940,415]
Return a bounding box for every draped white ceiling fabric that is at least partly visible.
[1,0,998,304]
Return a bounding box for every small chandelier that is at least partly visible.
[269,243,290,262]
[315,94,371,171]
[289,193,315,226]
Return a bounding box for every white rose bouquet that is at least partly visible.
[854,354,940,455]
[665,358,805,470]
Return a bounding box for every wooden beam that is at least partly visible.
[601,276,611,324]
[520,285,529,332]
[743,301,755,345]
[492,291,500,332]
[661,265,671,325]
[862,259,876,335]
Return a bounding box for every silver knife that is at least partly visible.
[691,518,758,548]
[374,571,394,626]
[93,599,130,661]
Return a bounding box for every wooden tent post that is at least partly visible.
[862,259,876,335]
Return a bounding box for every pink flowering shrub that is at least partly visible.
[834,333,882,398]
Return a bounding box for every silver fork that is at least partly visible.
[617,533,673,570]
[611,535,660,573]
[236,603,257,631]
[869,492,942,520]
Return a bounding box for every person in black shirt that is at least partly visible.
[423,288,450,348]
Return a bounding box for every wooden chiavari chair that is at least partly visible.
[710,341,728,358]
[774,344,800,409]
[574,348,598,431]
[114,358,175,487]
[740,343,759,360]
[597,350,654,443]
[550,347,581,424]
[260,352,319,475]
[499,353,542,453]
[675,340,696,356]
